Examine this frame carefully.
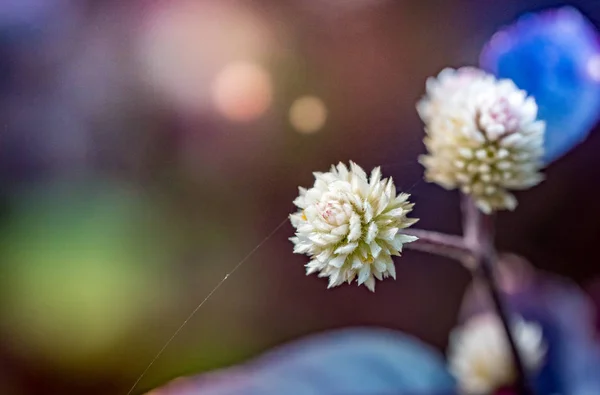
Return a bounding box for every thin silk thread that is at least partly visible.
[125,217,289,395]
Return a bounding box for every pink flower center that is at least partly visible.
[489,97,519,132]
[317,201,345,226]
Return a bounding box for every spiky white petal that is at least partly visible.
[448,314,546,394]
[418,67,545,213]
[290,162,418,292]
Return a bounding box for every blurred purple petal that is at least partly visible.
[148,328,455,395]
[480,7,600,163]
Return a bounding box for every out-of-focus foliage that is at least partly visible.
[148,328,455,395]
[480,7,600,163]
[0,182,175,369]
[149,259,600,395]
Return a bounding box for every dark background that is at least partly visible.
[0,0,599,394]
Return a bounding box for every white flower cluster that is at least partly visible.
[448,314,546,394]
[290,162,418,292]
[418,67,545,213]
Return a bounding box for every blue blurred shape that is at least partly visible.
[480,7,600,163]
[535,281,600,395]
[149,328,455,395]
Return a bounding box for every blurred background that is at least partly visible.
[1,0,600,394]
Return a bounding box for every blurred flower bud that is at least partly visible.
[448,314,546,394]
[418,68,545,213]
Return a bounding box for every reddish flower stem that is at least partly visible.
[402,196,533,395]
[462,197,532,395]
[401,228,472,263]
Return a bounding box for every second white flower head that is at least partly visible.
[290,162,418,292]
[418,67,545,213]
[448,314,546,394]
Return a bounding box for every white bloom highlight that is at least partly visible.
[290,162,418,292]
[418,67,545,213]
[417,67,487,122]
[448,314,546,394]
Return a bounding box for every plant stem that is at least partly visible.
[478,252,532,395]
[462,196,532,395]
[400,196,535,394]
[402,228,472,263]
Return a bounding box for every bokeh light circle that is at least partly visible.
[212,61,273,122]
[137,1,273,113]
[289,96,328,134]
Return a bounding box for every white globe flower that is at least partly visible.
[448,314,546,394]
[290,162,418,292]
[417,67,487,122]
[418,67,545,213]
